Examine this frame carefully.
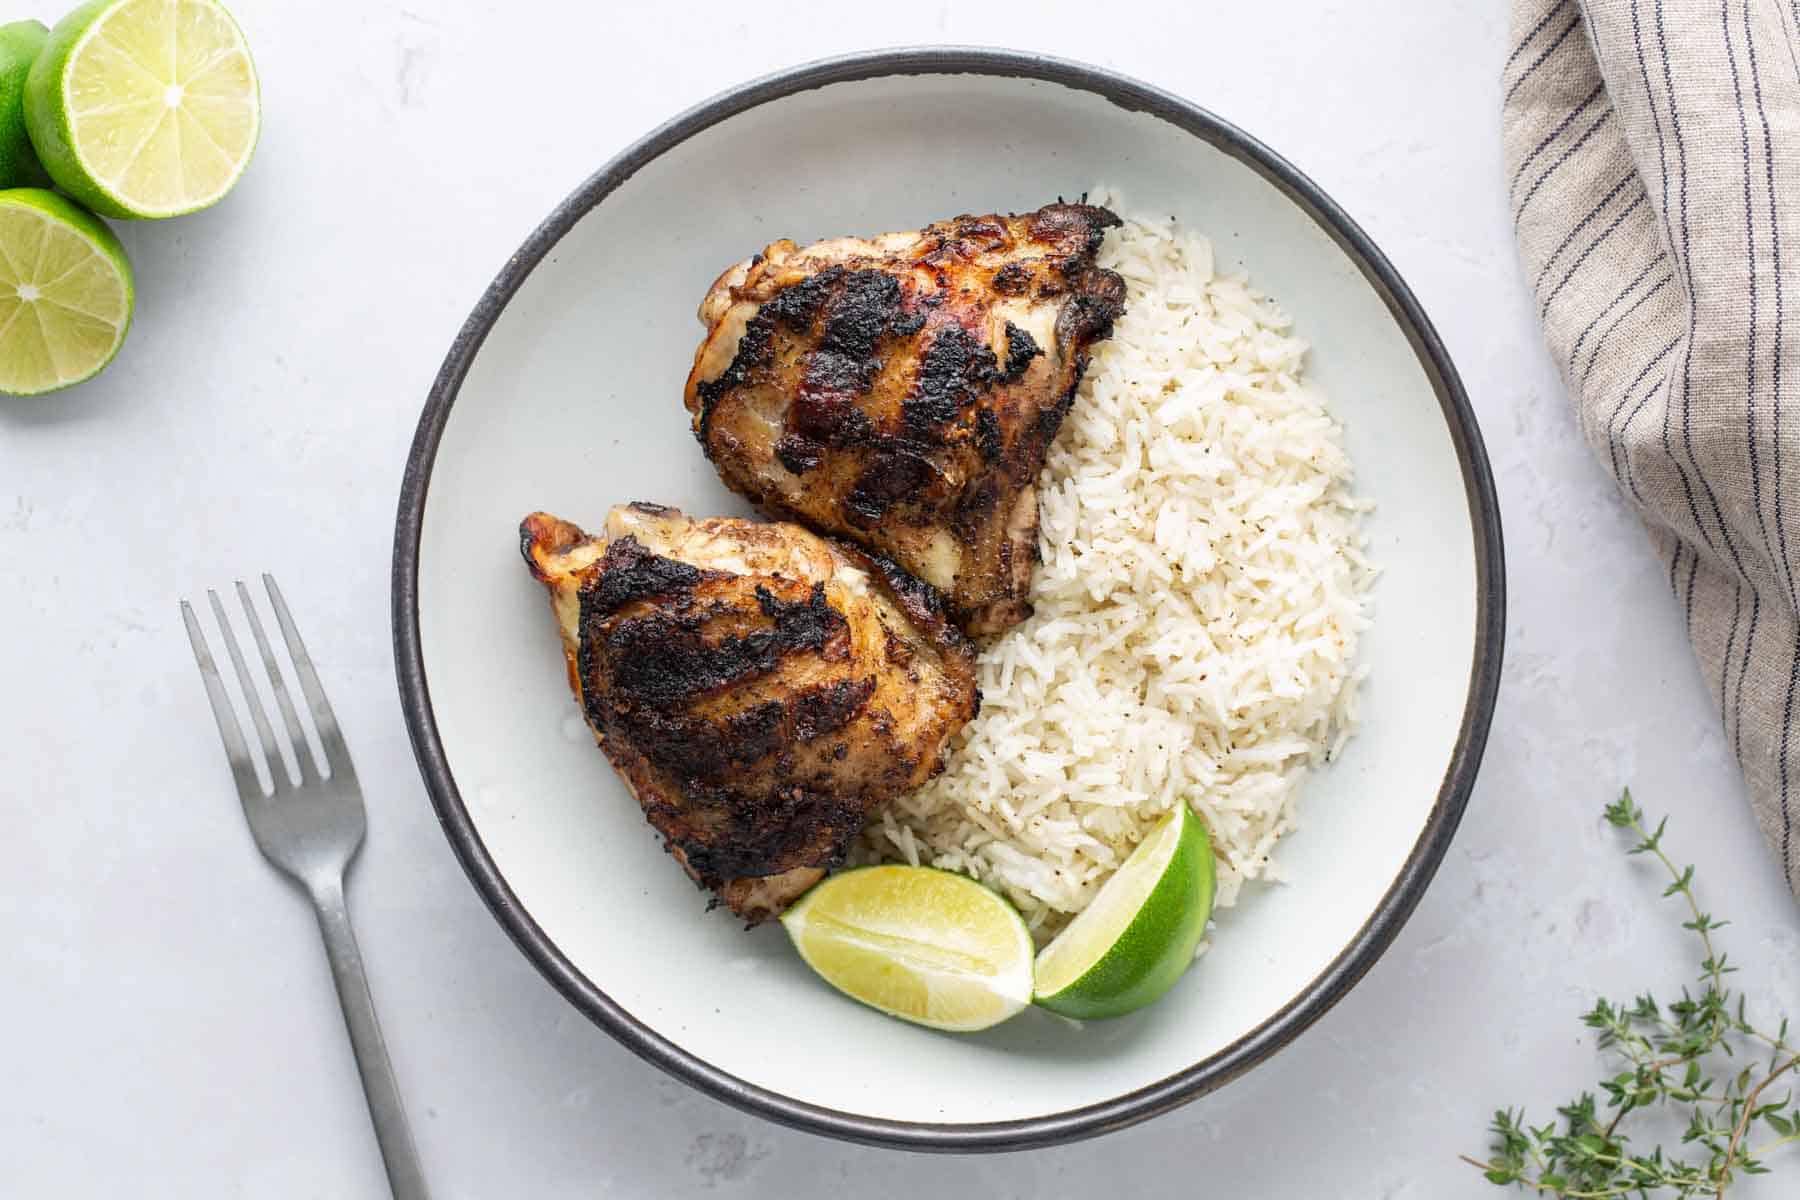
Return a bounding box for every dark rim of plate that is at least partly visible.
[392,46,1506,1153]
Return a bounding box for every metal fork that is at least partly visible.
[181,576,429,1200]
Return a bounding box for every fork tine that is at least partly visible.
[180,600,266,801]
[262,574,353,776]
[236,581,321,783]
[208,589,288,792]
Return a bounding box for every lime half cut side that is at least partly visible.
[0,188,133,396]
[780,865,1034,1032]
[1032,804,1216,1020]
[26,0,260,219]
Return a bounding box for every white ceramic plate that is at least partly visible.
[394,49,1504,1150]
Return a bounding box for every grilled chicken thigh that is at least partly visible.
[684,202,1127,635]
[520,504,979,922]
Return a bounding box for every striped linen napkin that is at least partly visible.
[1503,0,1799,897]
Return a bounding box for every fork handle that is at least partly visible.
[309,878,431,1200]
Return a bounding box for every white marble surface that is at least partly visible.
[3,1,1796,1196]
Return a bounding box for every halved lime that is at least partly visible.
[25,0,259,220]
[780,865,1033,1032]
[0,188,133,396]
[1033,804,1215,1020]
[0,21,49,187]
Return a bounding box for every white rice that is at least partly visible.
[861,192,1376,943]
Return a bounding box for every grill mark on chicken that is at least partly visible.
[974,407,1003,465]
[953,476,1002,546]
[904,325,997,432]
[818,270,904,357]
[889,309,926,336]
[693,316,774,445]
[774,433,822,474]
[1000,321,1042,381]
[599,581,845,708]
[847,324,1008,525]
[672,783,868,887]
[844,450,932,525]
[793,676,878,740]
[749,269,911,468]
[589,536,705,616]
[520,508,979,923]
[761,264,841,328]
[991,262,1031,295]
[684,201,1126,633]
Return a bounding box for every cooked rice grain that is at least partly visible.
[861,194,1375,942]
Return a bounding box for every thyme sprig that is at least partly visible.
[1462,791,1797,1198]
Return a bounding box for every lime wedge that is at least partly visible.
[25,0,259,220]
[1033,805,1215,1020]
[780,866,1033,1032]
[0,21,49,187]
[0,188,133,396]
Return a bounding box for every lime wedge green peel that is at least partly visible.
[26,0,260,220]
[1033,804,1216,1020]
[781,865,1034,1032]
[0,188,133,396]
[0,21,49,188]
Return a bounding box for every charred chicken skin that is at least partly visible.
[520,504,980,923]
[683,202,1127,635]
